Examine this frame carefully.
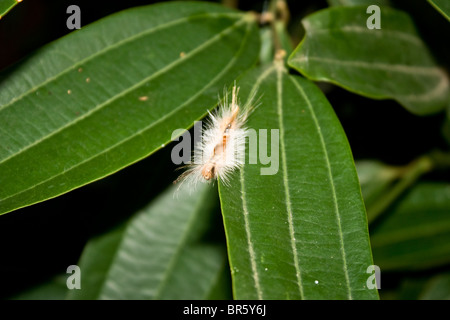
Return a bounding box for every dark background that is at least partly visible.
[0,0,449,299]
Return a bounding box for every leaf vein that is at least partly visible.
[0,16,247,166]
[294,56,442,76]
[276,65,304,299]
[0,11,242,112]
[0,15,252,211]
[289,75,352,300]
[236,65,277,300]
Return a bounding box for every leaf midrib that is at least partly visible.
[234,65,276,300]
[153,186,211,299]
[306,25,424,46]
[239,167,262,299]
[276,64,304,299]
[97,185,211,299]
[293,56,442,76]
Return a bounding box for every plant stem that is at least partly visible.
[367,155,434,223]
[259,0,293,65]
[222,0,238,9]
[270,0,292,55]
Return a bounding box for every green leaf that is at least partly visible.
[371,183,450,271]
[288,6,450,115]
[219,63,378,299]
[356,160,400,210]
[11,275,68,300]
[356,158,433,224]
[66,224,125,300]
[0,2,259,215]
[68,182,229,300]
[0,0,20,19]
[428,0,450,21]
[388,276,429,300]
[327,0,390,7]
[419,273,450,300]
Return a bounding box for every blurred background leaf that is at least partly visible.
[327,0,390,7]
[357,156,434,224]
[67,182,230,300]
[356,160,400,211]
[419,272,450,299]
[11,274,67,300]
[370,183,450,271]
[288,6,450,115]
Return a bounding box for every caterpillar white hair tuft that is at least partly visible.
[174,83,258,189]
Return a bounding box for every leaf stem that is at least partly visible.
[222,0,238,9]
[259,0,292,65]
[270,0,292,57]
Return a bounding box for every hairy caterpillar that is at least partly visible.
[174,84,258,188]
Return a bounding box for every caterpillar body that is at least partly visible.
[175,85,257,188]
